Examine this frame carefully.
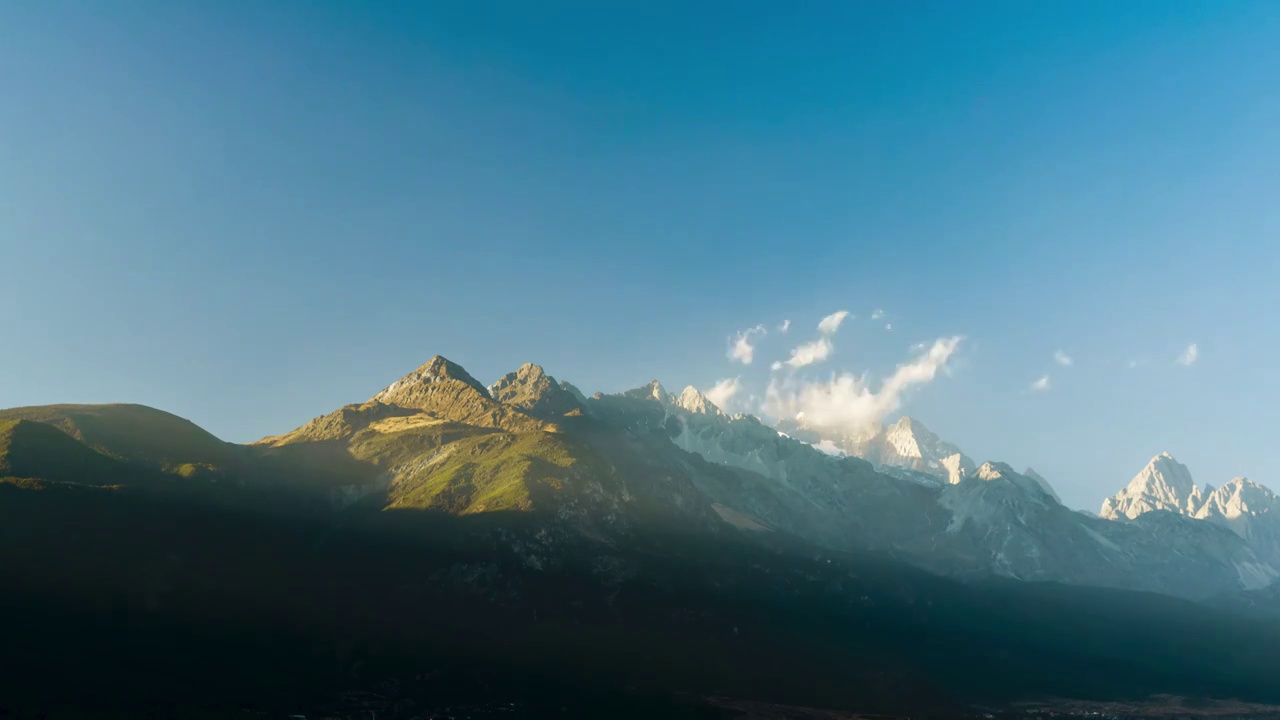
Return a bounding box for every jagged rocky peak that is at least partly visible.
[971,462,1059,502]
[559,380,589,405]
[487,362,586,420]
[872,416,975,484]
[372,355,490,406]
[366,356,548,433]
[1195,476,1279,520]
[486,362,549,396]
[675,386,724,416]
[884,416,932,456]
[975,462,1024,484]
[622,379,671,404]
[1099,452,1197,520]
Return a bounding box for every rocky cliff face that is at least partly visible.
[487,363,586,421]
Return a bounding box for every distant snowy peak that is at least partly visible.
[851,416,976,485]
[883,417,932,461]
[1195,477,1279,521]
[1100,452,1198,519]
[972,462,1058,502]
[675,386,724,417]
[622,379,671,404]
[1099,456,1280,570]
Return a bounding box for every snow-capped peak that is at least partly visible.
[1099,456,1280,570]
[676,386,723,416]
[1099,452,1197,520]
[884,416,930,460]
[1194,477,1279,521]
[873,416,975,485]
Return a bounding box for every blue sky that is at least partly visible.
[2,1,1278,510]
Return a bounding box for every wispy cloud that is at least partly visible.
[1176,343,1199,367]
[764,336,963,436]
[817,310,850,335]
[785,337,834,368]
[728,325,767,365]
[1029,375,1051,392]
[1054,350,1073,367]
[704,377,741,410]
[778,319,791,333]
[885,323,893,331]
[770,361,783,371]
[870,309,885,320]
[811,439,847,457]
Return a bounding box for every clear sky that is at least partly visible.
[2,1,1278,510]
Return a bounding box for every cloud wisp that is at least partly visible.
[1054,350,1073,367]
[1177,343,1199,367]
[764,336,963,437]
[778,319,791,333]
[785,337,834,368]
[870,309,885,320]
[1029,375,1051,392]
[817,310,850,335]
[704,377,742,410]
[728,325,767,365]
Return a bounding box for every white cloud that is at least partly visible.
[704,377,741,410]
[785,337,834,368]
[817,310,850,335]
[764,336,963,437]
[885,323,892,331]
[1029,375,1051,392]
[870,309,885,320]
[778,319,791,333]
[727,325,767,365]
[1176,343,1199,367]
[770,361,783,371]
[1054,350,1073,367]
[810,439,847,457]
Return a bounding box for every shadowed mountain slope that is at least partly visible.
[4,355,1280,716]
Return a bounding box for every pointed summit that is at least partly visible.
[1021,467,1062,504]
[1100,452,1198,520]
[970,462,1060,503]
[487,363,586,420]
[558,380,589,405]
[867,416,975,485]
[370,356,547,433]
[622,380,671,404]
[374,356,490,404]
[675,386,724,416]
[1194,476,1280,521]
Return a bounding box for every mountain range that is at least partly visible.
[2,356,1279,717]
[1100,452,1280,570]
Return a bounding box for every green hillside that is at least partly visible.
[0,403,237,470]
[0,418,131,487]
